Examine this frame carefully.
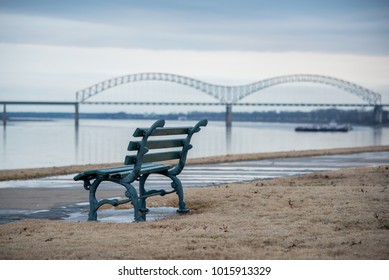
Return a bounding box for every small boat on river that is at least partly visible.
[295,122,351,132]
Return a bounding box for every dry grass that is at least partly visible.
[0,165,388,260]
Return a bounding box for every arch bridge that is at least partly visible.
[1,74,384,127]
[75,73,383,126]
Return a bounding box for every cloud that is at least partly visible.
[0,13,132,46]
[1,0,389,55]
[1,1,388,114]
[0,43,388,95]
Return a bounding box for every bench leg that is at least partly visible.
[168,174,190,214]
[122,182,144,222]
[138,174,150,213]
[87,179,102,222]
[87,179,143,222]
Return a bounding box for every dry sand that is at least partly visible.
[0,146,388,260]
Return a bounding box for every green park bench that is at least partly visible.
[73,119,208,222]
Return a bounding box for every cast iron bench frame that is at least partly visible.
[73,119,207,222]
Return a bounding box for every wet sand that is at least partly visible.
[0,146,388,259]
[1,146,388,211]
[0,188,120,210]
[2,145,389,181]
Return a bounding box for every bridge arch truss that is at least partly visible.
[76,73,381,105]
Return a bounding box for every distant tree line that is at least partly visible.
[187,108,388,125]
[4,108,388,125]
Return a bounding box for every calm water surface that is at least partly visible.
[1,119,388,170]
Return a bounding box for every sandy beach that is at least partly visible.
[0,146,388,259]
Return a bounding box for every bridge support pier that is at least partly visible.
[75,103,79,128]
[226,103,232,127]
[374,105,383,125]
[2,104,6,126]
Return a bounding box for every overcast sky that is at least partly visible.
[0,0,388,111]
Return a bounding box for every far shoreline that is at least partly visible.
[1,145,389,181]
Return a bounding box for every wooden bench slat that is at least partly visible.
[128,139,184,151]
[142,151,181,163]
[133,127,191,137]
[74,166,136,181]
[96,165,134,175]
[96,162,170,175]
[74,171,97,181]
[74,163,172,181]
[109,163,172,179]
[125,151,181,165]
[139,163,172,174]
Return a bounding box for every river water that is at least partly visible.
[1,119,388,170]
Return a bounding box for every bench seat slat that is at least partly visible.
[133,127,191,137]
[108,163,172,179]
[139,163,172,174]
[73,163,171,181]
[128,139,184,151]
[74,170,109,181]
[74,171,97,181]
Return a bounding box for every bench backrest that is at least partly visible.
[125,119,208,176]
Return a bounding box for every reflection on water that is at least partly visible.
[226,125,232,154]
[74,124,78,163]
[373,127,382,146]
[1,119,389,170]
[2,125,6,156]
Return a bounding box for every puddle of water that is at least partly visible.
[0,209,30,215]
[63,207,178,223]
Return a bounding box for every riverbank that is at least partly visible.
[1,145,389,181]
[0,147,388,259]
